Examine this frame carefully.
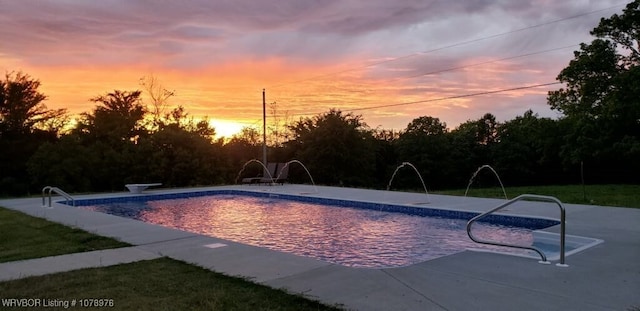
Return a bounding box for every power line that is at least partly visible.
[268,3,624,89]
[272,43,573,118]
[388,44,578,82]
[350,82,562,112]
[281,82,561,119]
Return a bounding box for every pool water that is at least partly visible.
[83,195,534,268]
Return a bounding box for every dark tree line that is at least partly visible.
[548,0,640,183]
[1,1,638,196]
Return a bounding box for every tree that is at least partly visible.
[139,75,175,130]
[0,72,65,138]
[493,110,564,185]
[159,105,216,139]
[53,90,149,191]
[547,1,640,182]
[30,91,226,191]
[134,105,223,186]
[404,116,447,136]
[371,128,400,188]
[224,127,263,180]
[286,109,375,186]
[28,136,94,192]
[228,126,261,150]
[75,90,147,143]
[395,116,452,189]
[136,123,225,187]
[448,113,500,187]
[267,101,292,147]
[591,1,640,66]
[0,72,66,195]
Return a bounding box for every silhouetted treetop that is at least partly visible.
[0,71,66,138]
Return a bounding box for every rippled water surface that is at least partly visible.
[84,195,533,267]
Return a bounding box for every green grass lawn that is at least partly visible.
[0,257,343,311]
[435,184,640,208]
[0,207,343,310]
[0,207,129,263]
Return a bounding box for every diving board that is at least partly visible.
[125,183,162,194]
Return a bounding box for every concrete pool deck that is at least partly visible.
[1,184,638,310]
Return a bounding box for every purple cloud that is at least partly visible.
[0,0,628,130]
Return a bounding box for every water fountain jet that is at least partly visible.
[277,160,318,194]
[464,164,508,200]
[234,159,275,184]
[386,162,430,203]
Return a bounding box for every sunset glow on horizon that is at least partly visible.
[0,1,628,138]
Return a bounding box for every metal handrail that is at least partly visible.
[42,186,75,207]
[466,194,566,266]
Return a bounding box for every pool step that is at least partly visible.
[530,231,604,261]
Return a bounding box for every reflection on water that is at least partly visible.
[85,195,533,268]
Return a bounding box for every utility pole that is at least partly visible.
[262,89,267,173]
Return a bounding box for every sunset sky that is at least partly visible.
[0,1,629,138]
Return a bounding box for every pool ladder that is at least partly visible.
[42,186,75,208]
[466,194,567,267]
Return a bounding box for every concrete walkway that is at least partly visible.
[0,247,160,282]
[1,185,639,311]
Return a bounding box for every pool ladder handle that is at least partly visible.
[42,186,75,208]
[466,194,567,267]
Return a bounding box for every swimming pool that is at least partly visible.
[74,190,559,268]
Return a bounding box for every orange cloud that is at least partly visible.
[2,44,565,138]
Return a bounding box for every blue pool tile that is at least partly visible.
[65,189,559,230]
